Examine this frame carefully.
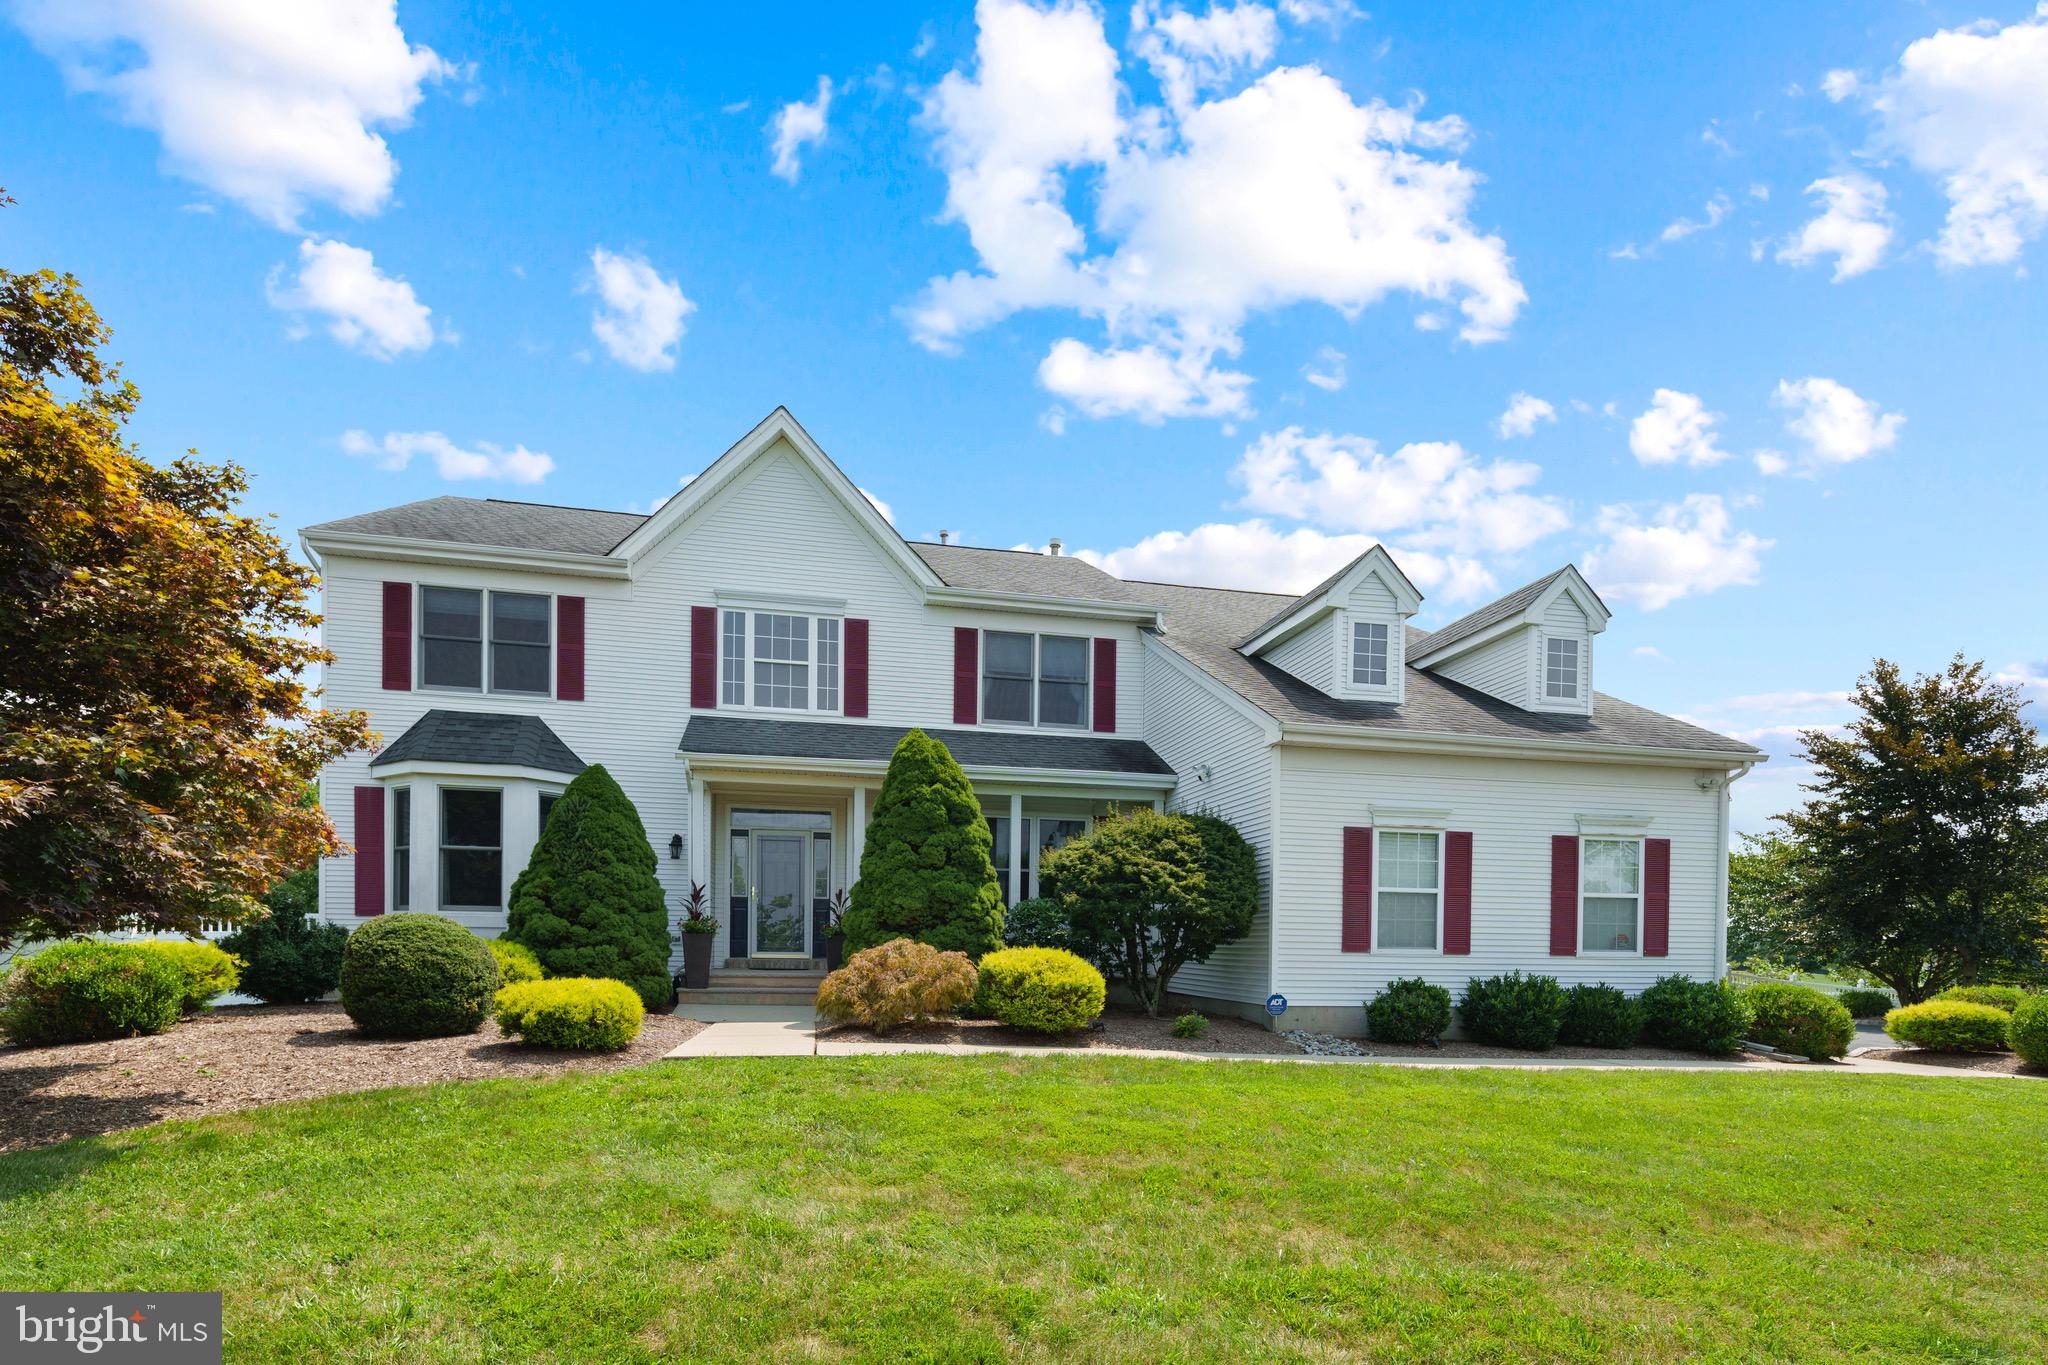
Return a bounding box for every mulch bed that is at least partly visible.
[0,1003,705,1154]
[1858,1047,2039,1075]
[823,1008,1301,1056]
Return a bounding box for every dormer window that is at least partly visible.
[1544,637,1579,700]
[1352,621,1389,688]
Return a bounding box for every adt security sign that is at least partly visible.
[1264,993,1287,1017]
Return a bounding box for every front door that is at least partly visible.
[752,832,809,957]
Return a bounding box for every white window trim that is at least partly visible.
[717,608,845,717]
[1373,827,1445,954]
[979,629,1091,731]
[1579,835,1644,956]
[438,783,506,913]
[416,585,556,700]
[1543,634,1581,702]
[390,785,412,913]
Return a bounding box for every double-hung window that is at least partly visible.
[1581,838,1640,952]
[1545,637,1579,700]
[392,787,412,911]
[490,592,551,694]
[719,610,841,712]
[1352,621,1389,687]
[982,631,1089,728]
[421,587,484,690]
[420,587,552,694]
[440,788,503,912]
[1375,830,1440,950]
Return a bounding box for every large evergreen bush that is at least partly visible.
[839,731,1004,959]
[219,865,348,1004]
[503,765,674,1009]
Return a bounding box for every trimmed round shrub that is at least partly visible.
[1367,977,1453,1044]
[1559,983,1643,1049]
[0,942,185,1046]
[1002,897,1071,951]
[1171,1012,1209,1040]
[1638,975,1752,1055]
[1459,972,1567,1051]
[339,913,500,1039]
[975,947,1105,1033]
[1834,987,1895,1019]
[816,938,978,1034]
[1934,984,2028,1013]
[133,939,242,1013]
[218,867,349,1004]
[1884,1000,2009,1052]
[490,939,544,985]
[2009,996,2048,1069]
[1740,982,1853,1059]
[494,978,643,1051]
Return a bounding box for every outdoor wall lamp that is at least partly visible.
[668,834,683,860]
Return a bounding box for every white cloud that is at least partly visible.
[266,238,436,359]
[1037,336,1252,421]
[907,0,1524,421]
[1631,645,1668,661]
[1660,192,1733,243]
[1842,4,2048,266]
[13,0,459,229]
[1130,1,1277,112]
[1776,173,1895,280]
[1820,69,1860,102]
[341,429,553,483]
[1277,0,1362,30]
[1074,519,1497,600]
[1301,346,1347,392]
[1993,659,2048,706]
[1770,376,1904,469]
[857,487,896,523]
[586,248,694,372]
[1584,493,1771,610]
[1753,449,1790,476]
[1494,391,1556,439]
[769,76,833,183]
[1628,389,1729,466]
[1232,426,1570,555]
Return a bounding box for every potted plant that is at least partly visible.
[823,888,850,971]
[675,882,718,991]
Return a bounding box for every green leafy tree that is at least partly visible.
[504,765,674,1009]
[840,730,1003,958]
[1038,807,1258,1016]
[1726,831,1833,972]
[1779,657,2048,1004]
[0,254,373,947]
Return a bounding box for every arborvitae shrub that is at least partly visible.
[839,732,1004,959]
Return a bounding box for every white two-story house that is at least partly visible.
[304,408,1761,1032]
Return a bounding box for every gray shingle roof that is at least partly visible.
[372,710,589,774]
[1410,566,1586,660]
[680,716,1175,776]
[909,543,1135,598]
[307,496,647,556]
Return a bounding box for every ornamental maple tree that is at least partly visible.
[0,254,373,946]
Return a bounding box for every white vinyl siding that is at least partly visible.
[1266,621,1336,693]
[1433,628,1534,709]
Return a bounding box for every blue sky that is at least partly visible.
[4,0,2044,835]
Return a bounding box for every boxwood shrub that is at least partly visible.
[1459,971,1567,1051]
[1558,983,1642,1049]
[218,868,349,1004]
[0,942,186,1046]
[974,947,1105,1033]
[1638,975,1752,1055]
[1834,987,1895,1020]
[494,978,644,1051]
[133,939,242,1013]
[1366,977,1453,1045]
[1739,982,1854,1059]
[339,913,501,1039]
[1001,898,1072,951]
[1934,984,2028,1013]
[2009,996,2048,1069]
[1884,1000,2009,1052]
[489,939,544,985]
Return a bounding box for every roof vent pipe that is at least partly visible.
[1049,537,1063,556]
[938,529,951,545]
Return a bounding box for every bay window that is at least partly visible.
[982,631,1089,729]
[1375,830,1440,949]
[720,610,842,712]
[1581,837,1640,952]
[440,787,503,912]
[392,787,411,911]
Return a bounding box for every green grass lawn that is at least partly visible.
[2,1058,2043,1363]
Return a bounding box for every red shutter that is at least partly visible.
[690,606,718,709]
[380,582,411,690]
[556,596,585,701]
[952,627,978,725]
[1643,837,1671,957]
[843,618,869,717]
[1092,637,1117,733]
[1550,835,1579,955]
[353,786,385,917]
[1443,831,1473,955]
[1341,827,1372,952]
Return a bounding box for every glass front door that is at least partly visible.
[752,832,809,956]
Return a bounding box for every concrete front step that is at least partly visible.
[677,971,823,1007]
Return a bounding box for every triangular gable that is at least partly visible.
[1239,544,1422,655]
[1531,564,1611,633]
[608,407,941,590]
[1409,564,1609,667]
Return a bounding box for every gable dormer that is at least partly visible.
[1409,566,1610,716]
[1238,546,1422,705]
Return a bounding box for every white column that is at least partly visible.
[688,772,710,896]
[1008,792,1025,906]
[850,784,867,880]
[411,782,440,915]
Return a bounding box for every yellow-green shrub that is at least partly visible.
[975,947,1105,1033]
[2010,997,2048,1069]
[815,938,977,1034]
[133,939,243,1012]
[1884,1000,2009,1052]
[0,942,185,1045]
[494,978,643,1051]
[1934,984,2028,1013]
[489,939,544,985]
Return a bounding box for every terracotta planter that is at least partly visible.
[824,932,846,972]
[681,932,713,990]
